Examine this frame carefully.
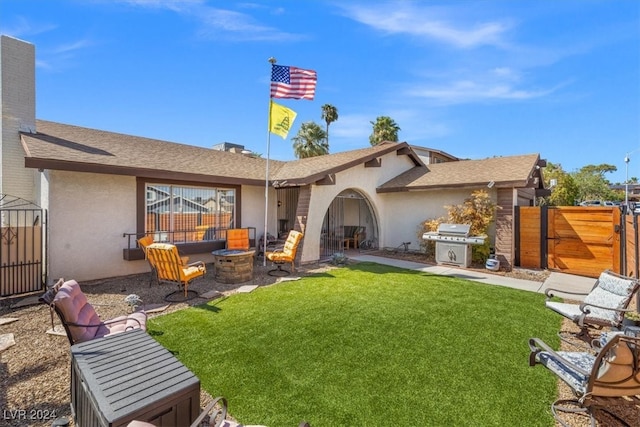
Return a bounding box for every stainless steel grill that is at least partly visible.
[422,223,486,267]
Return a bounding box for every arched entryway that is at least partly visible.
[320,189,378,259]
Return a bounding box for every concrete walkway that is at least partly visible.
[350,254,596,300]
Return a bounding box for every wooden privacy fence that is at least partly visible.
[515,206,640,279]
[145,212,232,242]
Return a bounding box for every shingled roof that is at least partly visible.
[21,121,420,186]
[269,142,422,187]
[21,120,277,186]
[20,120,542,192]
[377,153,544,192]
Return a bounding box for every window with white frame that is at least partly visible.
[145,183,235,243]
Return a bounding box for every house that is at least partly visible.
[410,145,460,164]
[0,35,547,293]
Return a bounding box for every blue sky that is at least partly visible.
[2,0,639,184]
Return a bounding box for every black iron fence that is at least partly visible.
[0,195,47,297]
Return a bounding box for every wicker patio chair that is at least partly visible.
[544,269,640,343]
[529,333,640,426]
[39,278,147,345]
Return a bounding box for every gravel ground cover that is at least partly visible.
[1,252,638,426]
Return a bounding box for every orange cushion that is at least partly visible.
[227,229,250,251]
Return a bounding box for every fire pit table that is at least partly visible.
[212,249,255,284]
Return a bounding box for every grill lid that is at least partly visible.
[437,223,471,236]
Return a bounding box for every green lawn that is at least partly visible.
[149,262,561,427]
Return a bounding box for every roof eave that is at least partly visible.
[24,158,266,186]
[273,143,423,186]
[377,179,531,193]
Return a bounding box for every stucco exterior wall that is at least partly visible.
[380,188,490,251]
[48,170,145,282]
[300,150,416,263]
[46,170,271,283]
[240,184,272,237]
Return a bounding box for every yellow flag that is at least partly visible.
[269,100,297,139]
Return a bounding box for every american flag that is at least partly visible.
[270,64,317,100]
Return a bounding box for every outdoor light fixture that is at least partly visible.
[625,154,630,210]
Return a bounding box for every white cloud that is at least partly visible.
[338,2,512,49]
[409,79,557,104]
[52,39,93,54]
[197,8,303,42]
[330,110,451,149]
[114,0,303,42]
[0,16,57,39]
[331,114,371,139]
[118,0,204,12]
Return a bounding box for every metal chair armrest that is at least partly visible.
[66,315,144,330]
[544,287,589,299]
[578,301,628,315]
[187,260,206,269]
[190,396,228,427]
[528,337,591,376]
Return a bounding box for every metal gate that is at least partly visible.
[320,190,379,259]
[0,194,47,296]
[321,196,345,258]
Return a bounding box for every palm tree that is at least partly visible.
[369,116,401,146]
[320,104,338,147]
[292,121,328,159]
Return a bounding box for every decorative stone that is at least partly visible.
[0,333,16,352]
[0,317,19,326]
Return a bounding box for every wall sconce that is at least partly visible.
[277,200,282,207]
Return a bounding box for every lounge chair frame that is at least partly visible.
[39,278,147,345]
[145,242,206,300]
[266,230,303,276]
[529,333,640,427]
[545,269,640,344]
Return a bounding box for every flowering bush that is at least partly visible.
[417,190,500,262]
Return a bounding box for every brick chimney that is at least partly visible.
[0,35,36,201]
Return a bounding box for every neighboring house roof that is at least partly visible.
[377,154,544,193]
[410,145,460,162]
[20,120,422,187]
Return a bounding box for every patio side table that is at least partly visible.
[70,329,200,427]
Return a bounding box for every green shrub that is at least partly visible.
[417,190,500,262]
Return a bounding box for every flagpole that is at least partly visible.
[264,57,277,266]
